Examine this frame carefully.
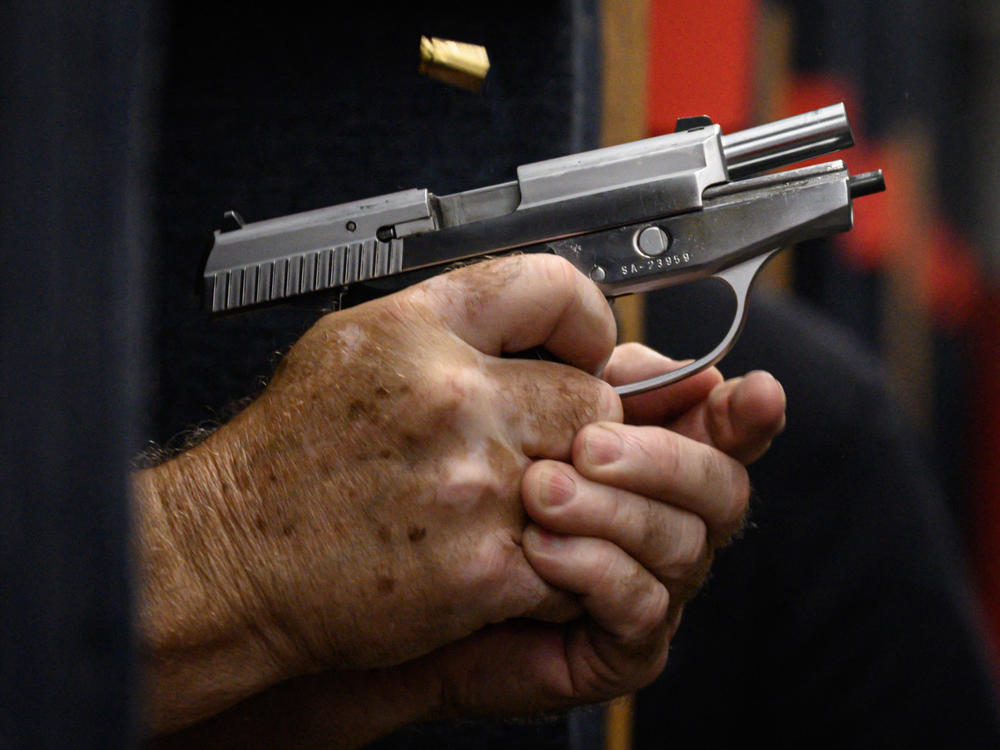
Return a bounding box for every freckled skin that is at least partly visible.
[407,527,427,542]
[254,303,514,670]
[135,256,783,744]
[138,264,619,728]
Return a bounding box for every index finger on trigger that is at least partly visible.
[572,422,750,543]
[602,343,724,425]
[414,254,618,376]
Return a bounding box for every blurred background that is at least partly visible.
[5,1,999,747]
[601,0,1000,679]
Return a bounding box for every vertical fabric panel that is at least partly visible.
[0,2,155,746]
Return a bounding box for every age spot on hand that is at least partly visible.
[407,526,427,542]
[347,400,370,420]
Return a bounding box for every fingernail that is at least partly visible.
[541,466,575,506]
[584,425,623,465]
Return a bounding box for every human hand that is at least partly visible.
[135,254,623,733]
[424,344,785,716]
[604,342,786,464]
[147,343,786,748]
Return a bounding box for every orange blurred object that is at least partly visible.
[646,0,758,135]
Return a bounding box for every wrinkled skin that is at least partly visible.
[137,255,785,744]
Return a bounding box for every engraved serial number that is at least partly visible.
[620,253,691,276]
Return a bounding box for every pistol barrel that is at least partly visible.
[722,103,854,179]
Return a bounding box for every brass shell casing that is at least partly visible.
[419,36,490,93]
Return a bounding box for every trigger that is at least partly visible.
[713,248,781,301]
[613,249,780,397]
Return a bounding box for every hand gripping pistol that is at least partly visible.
[202,103,885,396]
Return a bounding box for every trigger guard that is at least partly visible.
[613,249,781,397]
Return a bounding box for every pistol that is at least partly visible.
[203,103,884,396]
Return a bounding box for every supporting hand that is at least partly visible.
[146,339,785,748]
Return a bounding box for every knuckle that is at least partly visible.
[566,371,614,419]
[538,253,584,292]
[465,530,522,599]
[619,579,670,643]
[594,379,624,422]
[537,373,619,453]
[423,359,492,422]
[652,429,684,481]
[631,496,663,553]
[605,486,640,537]
[437,452,516,513]
[713,457,751,532]
[583,541,624,594]
[657,514,709,579]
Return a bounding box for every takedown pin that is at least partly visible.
[419,36,490,93]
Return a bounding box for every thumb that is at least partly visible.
[411,254,618,376]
